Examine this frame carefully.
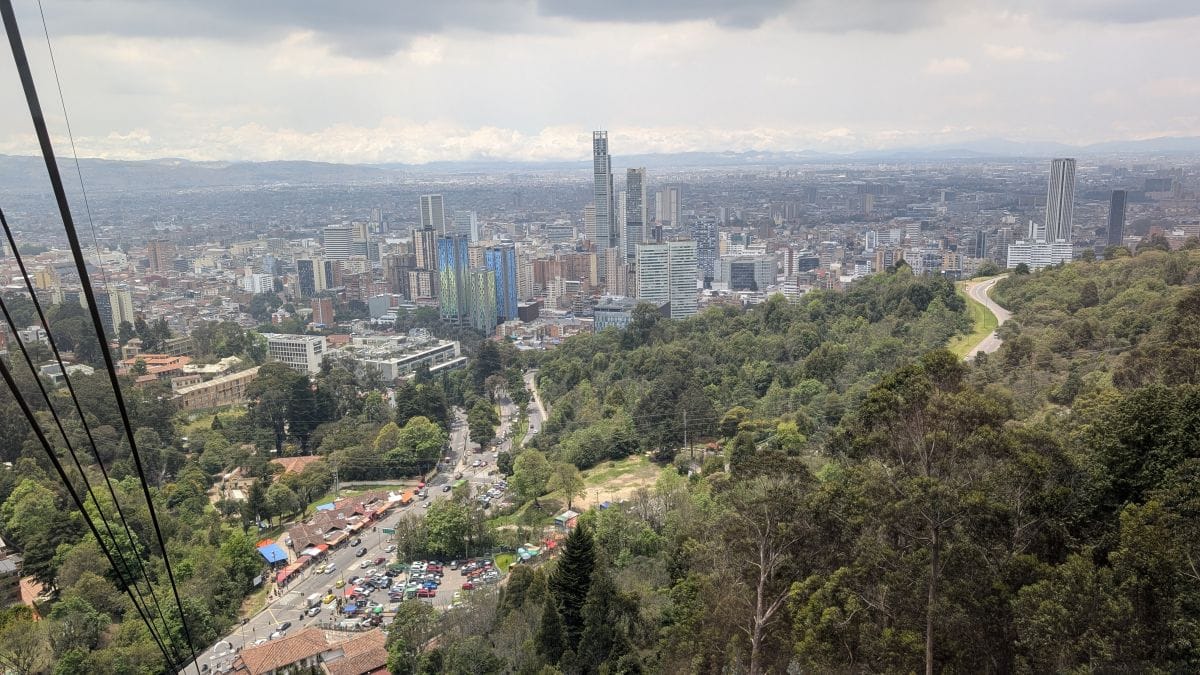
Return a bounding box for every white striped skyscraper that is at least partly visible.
[1044,158,1076,242]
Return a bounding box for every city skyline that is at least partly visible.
[1,2,1199,163]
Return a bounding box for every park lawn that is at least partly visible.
[947,280,999,358]
[494,553,516,571]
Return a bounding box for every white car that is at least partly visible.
[325,563,337,573]
[384,544,396,553]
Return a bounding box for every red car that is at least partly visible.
[461,582,474,590]
[417,481,426,489]
[416,588,436,598]
[373,557,385,566]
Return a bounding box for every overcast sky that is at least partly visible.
[1,0,1198,163]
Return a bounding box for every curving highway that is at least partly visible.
[963,275,1012,360]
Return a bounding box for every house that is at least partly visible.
[554,509,580,531]
[232,628,388,675]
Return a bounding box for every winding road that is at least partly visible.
[963,275,1012,360]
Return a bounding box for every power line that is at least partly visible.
[0,206,178,658]
[0,357,180,667]
[0,3,199,670]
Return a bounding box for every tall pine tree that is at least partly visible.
[578,570,632,672]
[550,523,595,647]
[536,598,566,665]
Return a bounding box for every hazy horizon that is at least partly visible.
[1,0,1198,164]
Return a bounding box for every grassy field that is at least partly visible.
[947,279,1000,358]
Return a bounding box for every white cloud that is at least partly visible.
[984,44,1063,62]
[924,57,972,75]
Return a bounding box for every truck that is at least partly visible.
[400,490,414,506]
[306,592,322,609]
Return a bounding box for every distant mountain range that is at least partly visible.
[1,136,1198,192]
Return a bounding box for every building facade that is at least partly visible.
[485,245,519,322]
[591,131,617,249]
[437,236,470,326]
[1108,189,1128,247]
[1045,158,1077,242]
[263,333,327,374]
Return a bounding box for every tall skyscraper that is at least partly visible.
[108,286,135,333]
[656,186,681,227]
[625,168,647,262]
[591,131,617,249]
[636,241,698,320]
[693,219,718,283]
[453,210,480,242]
[485,245,519,322]
[1045,158,1076,243]
[467,269,498,334]
[1108,189,1128,247]
[438,236,470,326]
[412,227,439,271]
[420,195,447,234]
[322,226,353,260]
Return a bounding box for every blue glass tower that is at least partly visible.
[485,245,518,323]
[437,236,470,326]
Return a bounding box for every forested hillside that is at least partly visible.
[391,252,1200,674]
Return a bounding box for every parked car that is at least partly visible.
[373,557,386,566]
[384,544,396,553]
[442,485,452,492]
[416,588,436,598]
[461,581,474,590]
[279,621,292,632]
[350,538,361,547]
[355,547,368,557]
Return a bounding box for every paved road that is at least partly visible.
[190,398,517,674]
[523,369,546,444]
[964,275,1012,360]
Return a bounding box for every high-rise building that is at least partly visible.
[108,286,135,333]
[420,195,447,234]
[624,168,647,262]
[311,298,335,326]
[1108,189,1128,247]
[693,219,718,283]
[667,241,698,319]
[656,186,681,227]
[636,241,697,320]
[407,269,437,300]
[322,226,354,260]
[413,227,439,272]
[1045,158,1077,242]
[591,131,617,249]
[145,239,175,273]
[721,255,776,291]
[604,247,627,296]
[296,257,327,298]
[467,269,498,334]
[453,211,480,242]
[973,229,987,259]
[485,245,518,322]
[515,250,535,302]
[438,236,470,326]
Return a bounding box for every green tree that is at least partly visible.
[468,399,499,448]
[512,450,552,507]
[536,598,566,665]
[265,482,300,525]
[577,570,633,671]
[425,500,471,557]
[47,596,108,657]
[549,523,595,646]
[550,462,585,511]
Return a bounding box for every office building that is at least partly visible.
[516,251,535,302]
[972,230,987,259]
[467,269,498,334]
[591,131,617,249]
[407,269,437,300]
[296,257,327,298]
[656,186,681,227]
[438,236,470,326]
[604,248,627,296]
[1108,190,1128,247]
[145,239,175,273]
[242,272,274,294]
[1006,240,1075,271]
[693,219,718,283]
[721,255,776,291]
[311,298,335,326]
[1045,158,1077,242]
[109,286,135,332]
[412,227,439,272]
[453,210,480,242]
[624,168,647,262]
[485,245,519,322]
[593,296,640,333]
[420,194,447,234]
[173,366,261,411]
[263,333,327,374]
[322,226,354,261]
[636,241,698,320]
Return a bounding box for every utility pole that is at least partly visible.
[333,460,339,499]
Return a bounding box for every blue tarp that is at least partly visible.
[256,543,288,564]
[343,604,358,614]
[315,503,335,511]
